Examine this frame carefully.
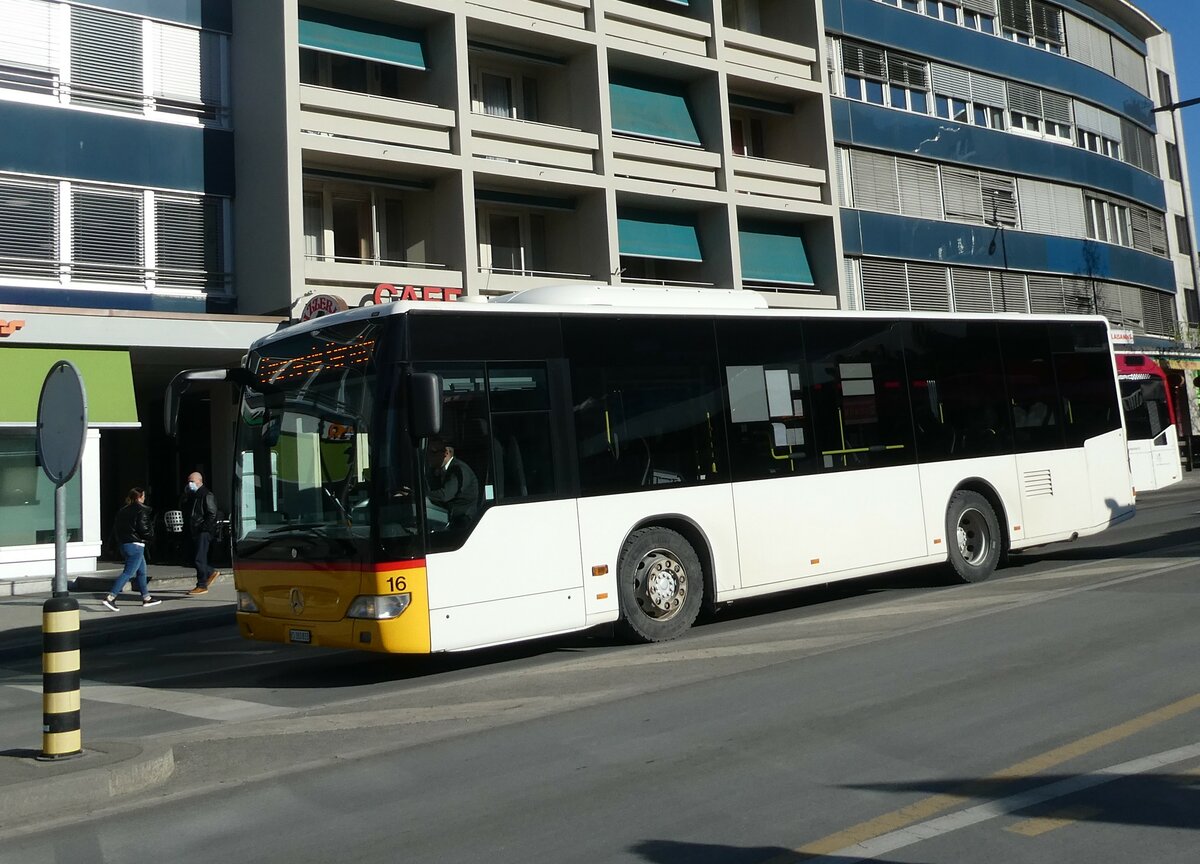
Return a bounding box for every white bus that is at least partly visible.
[171,286,1135,652]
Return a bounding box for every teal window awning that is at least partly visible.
[609,72,701,146]
[618,209,703,262]
[298,7,427,70]
[739,222,814,286]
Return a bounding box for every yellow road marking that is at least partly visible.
[1005,805,1102,837]
[780,691,1200,860]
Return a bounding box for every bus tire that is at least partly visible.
[945,490,1001,583]
[616,527,704,643]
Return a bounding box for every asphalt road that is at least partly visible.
[2,477,1198,862]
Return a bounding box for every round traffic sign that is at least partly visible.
[36,361,88,486]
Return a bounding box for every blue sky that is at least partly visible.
[1135,1,1200,183]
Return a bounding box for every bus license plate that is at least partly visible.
[288,629,312,644]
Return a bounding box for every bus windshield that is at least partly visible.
[1120,376,1171,441]
[234,321,378,559]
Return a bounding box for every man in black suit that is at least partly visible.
[426,438,480,530]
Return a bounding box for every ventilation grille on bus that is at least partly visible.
[1023,469,1054,498]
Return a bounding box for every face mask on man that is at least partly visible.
[187,481,198,492]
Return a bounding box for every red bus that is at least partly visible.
[1116,353,1181,491]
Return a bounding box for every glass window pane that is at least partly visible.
[0,432,82,546]
[999,321,1064,452]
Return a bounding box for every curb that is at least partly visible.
[0,741,175,829]
[0,605,234,663]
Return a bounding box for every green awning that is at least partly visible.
[299,7,427,71]
[609,73,701,146]
[618,208,703,262]
[739,222,814,286]
[0,348,138,426]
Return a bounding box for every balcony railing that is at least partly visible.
[298,85,455,153]
[611,136,721,188]
[603,0,712,58]
[721,29,818,87]
[0,254,231,293]
[471,114,599,173]
[466,0,591,28]
[730,154,826,204]
[304,256,464,291]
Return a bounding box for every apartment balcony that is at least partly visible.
[471,114,600,175]
[722,30,819,89]
[298,85,456,157]
[611,137,721,189]
[467,0,591,29]
[603,0,712,59]
[730,155,826,206]
[304,258,464,295]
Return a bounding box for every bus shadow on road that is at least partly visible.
[630,839,920,863]
[1005,524,1200,567]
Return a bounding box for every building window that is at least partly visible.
[0,431,83,547]
[730,114,765,157]
[0,177,58,279]
[472,68,539,122]
[722,0,762,33]
[842,43,928,115]
[964,10,997,34]
[1078,129,1121,160]
[1176,215,1193,257]
[1166,142,1182,182]
[477,208,546,275]
[299,49,409,100]
[1157,69,1173,108]
[1086,195,1131,247]
[304,182,413,267]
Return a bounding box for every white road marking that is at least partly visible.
[811,742,1200,862]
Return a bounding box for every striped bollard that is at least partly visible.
[39,596,82,760]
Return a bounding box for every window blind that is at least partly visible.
[860,258,909,311]
[897,158,942,221]
[1027,275,1066,313]
[969,71,1007,107]
[1030,1,1062,43]
[0,177,57,270]
[980,173,1018,226]
[931,63,971,101]
[906,263,951,312]
[887,53,928,89]
[842,42,885,79]
[72,187,143,283]
[849,150,899,214]
[1006,82,1043,117]
[0,0,55,70]
[951,267,995,313]
[941,167,983,222]
[70,5,143,111]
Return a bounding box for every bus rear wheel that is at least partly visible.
[616,527,703,643]
[945,490,1001,583]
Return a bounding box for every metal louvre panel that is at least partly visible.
[843,41,885,79]
[896,158,942,221]
[0,0,55,70]
[1030,1,1062,43]
[992,271,1029,313]
[961,0,998,14]
[1089,24,1114,76]
[843,257,860,311]
[1111,38,1148,97]
[931,63,971,101]
[1097,107,1122,141]
[951,268,994,313]
[860,258,909,311]
[1017,178,1056,234]
[71,5,143,110]
[1121,119,1150,174]
[152,21,218,104]
[1027,274,1066,313]
[834,147,849,208]
[969,72,1007,107]
[1073,99,1101,133]
[1140,287,1168,337]
[1095,281,1124,324]
[1006,82,1043,117]
[1063,13,1093,67]
[906,263,950,311]
[0,177,57,266]
[72,187,143,282]
[849,150,900,214]
[942,167,983,222]
[1119,283,1144,329]
[998,0,1032,34]
[980,172,1018,226]
[1052,184,1087,238]
[1129,206,1152,253]
[155,195,220,277]
[1062,277,1093,313]
[1041,91,1072,125]
[887,53,928,88]
[1147,211,1168,255]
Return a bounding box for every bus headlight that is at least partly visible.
[236,591,258,613]
[346,594,411,620]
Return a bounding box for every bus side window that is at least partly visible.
[1050,322,1121,446]
[486,363,557,501]
[998,322,1064,452]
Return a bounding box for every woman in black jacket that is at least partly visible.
[102,488,161,611]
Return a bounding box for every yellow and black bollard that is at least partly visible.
[39,595,82,760]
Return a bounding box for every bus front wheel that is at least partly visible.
[616,527,703,643]
[945,490,1002,583]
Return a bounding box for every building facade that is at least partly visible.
[229,0,843,316]
[0,0,276,590]
[826,0,1197,347]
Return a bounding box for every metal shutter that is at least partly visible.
[1017,179,1056,234]
[1073,100,1101,134]
[1062,277,1093,314]
[992,271,1028,313]
[1052,184,1086,238]
[1121,120,1157,174]
[72,187,143,283]
[849,150,900,214]
[1147,211,1168,255]
[887,53,928,89]
[980,172,1018,226]
[860,258,909,311]
[951,267,994,313]
[942,167,983,222]
[0,0,55,70]
[897,158,943,221]
[906,263,951,311]
[931,63,971,101]
[1111,39,1148,97]
[1118,283,1144,329]
[834,147,849,208]
[962,0,998,14]
[1063,14,1093,67]
[1027,275,1065,313]
[970,71,1007,107]
[70,5,143,111]
[1089,25,1114,77]
[0,176,57,275]
[843,257,860,311]
[1097,107,1122,141]
[999,0,1032,34]
[1041,91,1072,125]
[1006,82,1043,117]
[842,42,885,79]
[1129,206,1152,253]
[156,195,222,288]
[1140,287,1169,337]
[1030,1,1062,43]
[152,22,221,108]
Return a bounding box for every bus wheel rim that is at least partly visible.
[634,548,687,620]
[956,507,989,566]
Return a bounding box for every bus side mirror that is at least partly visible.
[409,372,442,440]
[165,368,252,437]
